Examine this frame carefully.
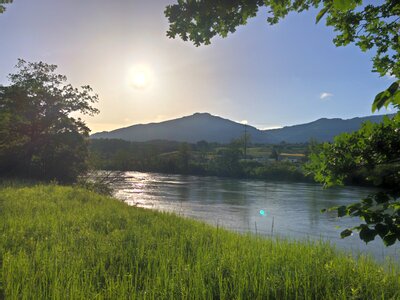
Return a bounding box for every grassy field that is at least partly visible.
[0,185,399,299]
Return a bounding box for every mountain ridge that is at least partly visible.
[91,112,392,144]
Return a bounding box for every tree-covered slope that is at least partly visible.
[91,113,390,144]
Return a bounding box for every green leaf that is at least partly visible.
[359,226,376,244]
[337,205,347,217]
[388,81,400,94]
[372,81,400,112]
[375,223,389,239]
[372,91,390,112]
[389,90,400,108]
[340,229,352,238]
[316,6,329,24]
[332,0,356,11]
[383,233,397,247]
[374,192,390,204]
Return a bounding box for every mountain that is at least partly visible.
[91,113,263,143]
[90,112,391,144]
[263,115,390,143]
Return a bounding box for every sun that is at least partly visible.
[129,64,152,89]
[133,72,147,88]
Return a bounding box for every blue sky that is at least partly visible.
[0,0,394,132]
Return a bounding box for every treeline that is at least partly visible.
[88,138,312,182]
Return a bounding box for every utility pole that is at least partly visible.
[244,123,247,159]
[241,120,248,159]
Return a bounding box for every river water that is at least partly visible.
[112,171,399,261]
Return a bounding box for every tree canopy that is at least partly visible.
[165,0,400,112]
[0,59,99,182]
[0,0,12,14]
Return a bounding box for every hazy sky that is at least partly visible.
[0,0,394,132]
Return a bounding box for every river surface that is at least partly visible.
[112,171,399,261]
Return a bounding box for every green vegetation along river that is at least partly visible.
[113,171,399,261]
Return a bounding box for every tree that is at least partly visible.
[213,141,243,177]
[233,132,252,159]
[270,146,279,161]
[0,0,12,14]
[178,142,191,173]
[0,59,99,182]
[165,0,400,113]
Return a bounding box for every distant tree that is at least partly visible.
[0,0,12,13]
[195,140,210,152]
[112,150,133,171]
[233,133,252,159]
[178,142,191,173]
[194,140,209,163]
[0,59,99,182]
[270,146,279,161]
[214,141,243,177]
[304,139,320,159]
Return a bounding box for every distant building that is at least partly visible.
[253,157,269,163]
[277,153,306,163]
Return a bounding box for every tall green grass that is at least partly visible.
[0,185,399,299]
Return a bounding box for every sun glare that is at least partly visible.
[129,64,152,89]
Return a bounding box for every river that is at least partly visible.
[112,171,399,261]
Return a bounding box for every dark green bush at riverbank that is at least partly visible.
[0,185,399,299]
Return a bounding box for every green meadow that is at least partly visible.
[0,184,399,299]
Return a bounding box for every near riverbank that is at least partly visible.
[0,185,399,299]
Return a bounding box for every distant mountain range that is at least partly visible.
[91,112,391,144]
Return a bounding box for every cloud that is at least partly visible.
[260,126,283,130]
[320,92,333,100]
[385,72,396,80]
